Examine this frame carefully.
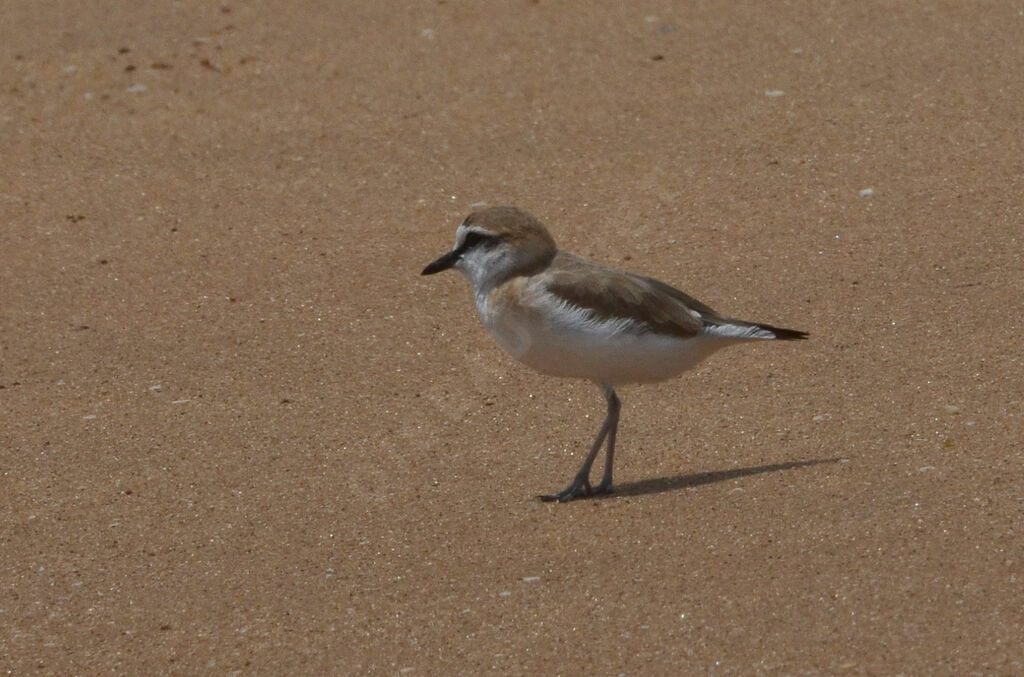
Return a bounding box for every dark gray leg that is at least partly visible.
[541,385,621,502]
[594,386,620,495]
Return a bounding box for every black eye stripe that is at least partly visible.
[460,230,493,251]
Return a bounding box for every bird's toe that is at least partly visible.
[539,478,593,502]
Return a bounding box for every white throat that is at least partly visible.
[455,245,518,297]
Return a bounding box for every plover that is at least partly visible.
[422,206,807,502]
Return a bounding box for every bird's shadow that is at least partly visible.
[603,457,845,499]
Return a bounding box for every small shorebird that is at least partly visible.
[422,206,807,502]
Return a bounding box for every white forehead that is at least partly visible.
[454,222,469,248]
[453,222,494,249]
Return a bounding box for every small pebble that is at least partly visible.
[859,187,875,198]
[764,89,785,97]
[942,404,960,415]
[125,83,148,93]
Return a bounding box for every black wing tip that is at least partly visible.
[767,325,809,341]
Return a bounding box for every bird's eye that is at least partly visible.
[460,231,492,250]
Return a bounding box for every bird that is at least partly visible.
[421,206,807,502]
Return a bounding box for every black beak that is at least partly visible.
[421,249,460,275]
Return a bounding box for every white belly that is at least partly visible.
[478,290,728,385]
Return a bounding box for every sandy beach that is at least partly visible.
[2,2,1022,673]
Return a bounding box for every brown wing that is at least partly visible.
[635,269,807,340]
[543,253,708,338]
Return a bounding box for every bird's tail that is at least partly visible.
[755,323,808,341]
[704,320,809,341]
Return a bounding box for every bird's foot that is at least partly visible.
[540,477,591,502]
[540,477,613,502]
[592,478,613,496]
